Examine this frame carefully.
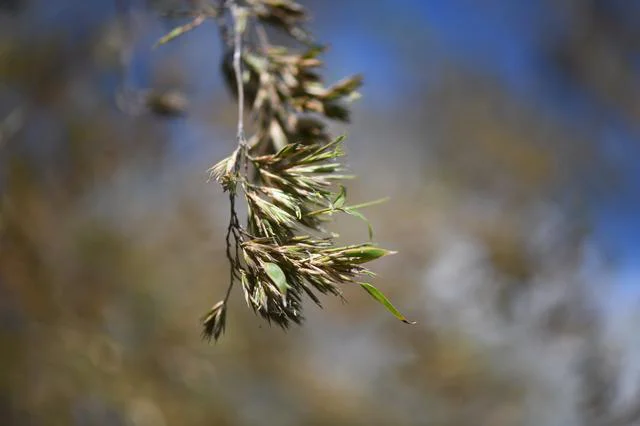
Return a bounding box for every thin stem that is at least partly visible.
[220,0,248,309]
[231,2,246,148]
[224,191,240,304]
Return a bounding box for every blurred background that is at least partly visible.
[1,0,640,425]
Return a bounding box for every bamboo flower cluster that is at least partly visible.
[156,0,413,341]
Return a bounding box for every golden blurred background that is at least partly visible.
[2,1,640,425]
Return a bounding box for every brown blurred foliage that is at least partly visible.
[1,1,639,425]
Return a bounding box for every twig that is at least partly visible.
[221,0,249,307]
[224,191,240,304]
[231,3,246,148]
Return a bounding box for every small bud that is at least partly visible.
[201,300,227,342]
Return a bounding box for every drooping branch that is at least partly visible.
[154,0,413,342]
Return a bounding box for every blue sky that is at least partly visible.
[309,0,640,288]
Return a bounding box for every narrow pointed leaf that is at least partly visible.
[333,185,346,208]
[154,15,206,48]
[344,208,373,240]
[345,197,390,210]
[340,246,395,264]
[264,262,289,296]
[360,283,415,324]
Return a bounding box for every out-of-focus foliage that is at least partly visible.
[1,1,640,425]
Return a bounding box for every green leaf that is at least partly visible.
[333,185,346,209]
[264,262,289,296]
[288,164,342,174]
[344,208,373,240]
[340,246,396,264]
[154,15,205,48]
[303,135,345,163]
[345,197,390,210]
[360,283,415,324]
[155,26,187,47]
[302,44,326,59]
[323,74,364,101]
